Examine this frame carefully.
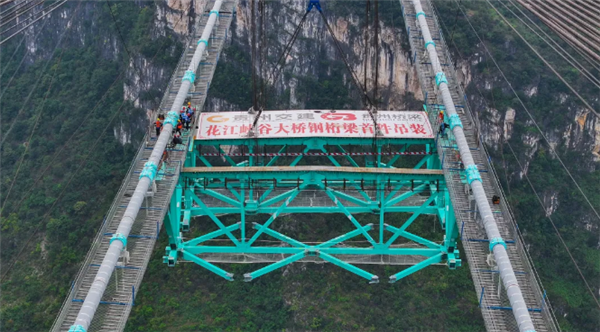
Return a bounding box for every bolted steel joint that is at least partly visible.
[110,233,127,248]
[139,162,158,183]
[465,165,482,185]
[163,246,178,267]
[448,113,463,130]
[447,251,462,270]
[489,237,507,252]
[435,71,448,86]
[182,70,196,83]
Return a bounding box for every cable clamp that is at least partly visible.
[209,10,219,17]
[448,113,463,130]
[139,162,158,183]
[435,71,448,86]
[163,111,179,127]
[110,233,127,248]
[197,39,208,46]
[424,40,436,49]
[182,70,196,83]
[416,11,426,19]
[68,326,87,332]
[489,237,507,252]
[465,164,482,185]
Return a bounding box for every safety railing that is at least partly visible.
[50,134,150,332]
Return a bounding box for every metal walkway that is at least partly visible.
[399,0,560,331]
[50,1,237,330]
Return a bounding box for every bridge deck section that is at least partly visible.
[50,1,237,331]
[399,0,559,331]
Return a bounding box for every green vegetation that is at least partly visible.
[0,2,179,331]
[433,1,600,330]
[1,0,598,331]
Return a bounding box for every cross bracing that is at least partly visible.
[161,129,462,285]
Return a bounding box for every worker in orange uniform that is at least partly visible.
[155,117,163,137]
[176,119,183,135]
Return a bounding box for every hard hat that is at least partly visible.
[440,111,444,114]
[187,102,191,105]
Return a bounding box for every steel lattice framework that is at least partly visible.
[163,133,463,283]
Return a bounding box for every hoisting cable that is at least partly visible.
[319,10,374,110]
[251,5,311,130]
[317,4,381,152]
[373,0,379,109]
[268,11,310,90]
[253,0,379,138]
[259,0,267,108]
[251,0,258,112]
[363,0,370,102]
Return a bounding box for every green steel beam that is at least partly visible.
[193,196,240,245]
[414,154,431,169]
[385,183,428,207]
[189,179,436,189]
[384,224,441,249]
[385,194,438,247]
[215,145,236,166]
[336,145,359,167]
[326,188,371,207]
[184,223,240,246]
[266,145,287,166]
[389,253,444,283]
[182,246,441,256]
[198,188,240,208]
[317,224,373,248]
[319,252,379,283]
[384,144,408,168]
[258,187,299,208]
[244,252,305,281]
[247,188,302,246]
[324,190,376,245]
[181,250,233,281]
[181,169,444,182]
[379,186,385,244]
[259,184,275,202]
[165,185,183,248]
[199,155,212,167]
[189,206,440,215]
[252,223,307,247]
[290,146,309,166]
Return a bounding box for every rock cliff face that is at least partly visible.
[120,0,423,113]
[145,0,600,225]
[18,0,600,170]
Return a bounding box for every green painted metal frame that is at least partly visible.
[163,136,461,283]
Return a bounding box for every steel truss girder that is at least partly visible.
[164,172,461,282]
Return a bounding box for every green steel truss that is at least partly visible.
[163,136,461,283]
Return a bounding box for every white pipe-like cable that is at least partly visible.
[410,0,536,331]
[68,1,224,331]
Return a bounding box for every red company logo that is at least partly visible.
[320,113,357,121]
